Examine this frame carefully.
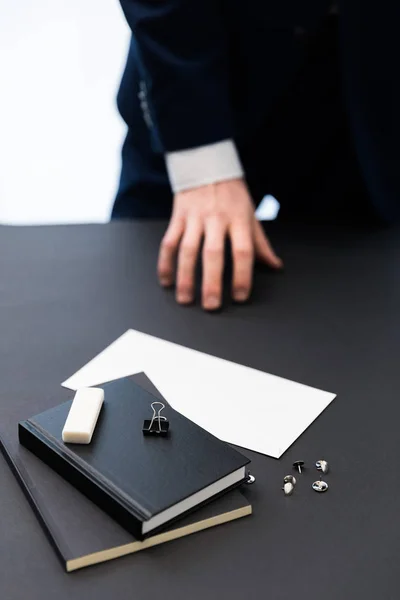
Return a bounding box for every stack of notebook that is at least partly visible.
[1,374,252,571]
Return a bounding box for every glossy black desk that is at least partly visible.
[0,221,399,600]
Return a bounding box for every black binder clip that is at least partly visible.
[143,402,169,437]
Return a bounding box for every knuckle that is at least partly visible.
[161,237,176,252]
[234,280,250,292]
[157,262,168,274]
[204,245,222,259]
[204,283,220,295]
[158,265,171,279]
[177,280,193,295]
[181,242,197,257]
[233,266,251,286]
[211,209,227,221]
[234,245,253,260]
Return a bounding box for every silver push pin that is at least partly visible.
[316,460,329,474]
[282,475,296,496]
[143,402,169,436]
[312,479,329,493]
[246,472,256,485]
[293,461,305,474]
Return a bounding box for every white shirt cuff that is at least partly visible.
[165,139,244,193]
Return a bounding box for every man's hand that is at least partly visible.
[157,179,283,310]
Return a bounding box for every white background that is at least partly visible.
[0,0,130,224]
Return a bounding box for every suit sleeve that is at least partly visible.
[118,0,234,153]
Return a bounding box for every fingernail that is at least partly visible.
[204,296,220,310]
[177,293,192,304]
[160,277,172,287]
[234,289,249,302]
[274,257,284,268]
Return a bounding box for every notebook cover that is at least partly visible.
[18,375,250,539]
[0,434,251,572]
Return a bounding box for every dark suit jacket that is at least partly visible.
[116,0,400,222]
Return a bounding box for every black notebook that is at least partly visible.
[19,376,250,540]
[0,435,251,572]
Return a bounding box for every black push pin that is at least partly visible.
[143,401,169,436]
[293,460,305,474]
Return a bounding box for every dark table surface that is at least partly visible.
[0,220,399,600]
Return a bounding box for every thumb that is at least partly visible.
[253,219,283,269]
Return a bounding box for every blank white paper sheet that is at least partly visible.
[61,329,336,458]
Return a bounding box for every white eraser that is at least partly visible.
[62,387,104,444]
